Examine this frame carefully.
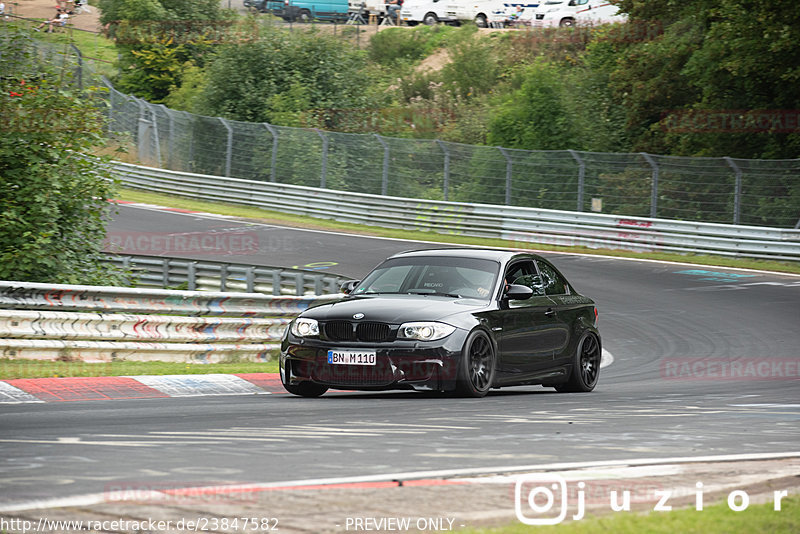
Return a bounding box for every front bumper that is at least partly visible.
[280,329,468,392]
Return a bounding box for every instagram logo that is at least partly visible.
[514,474,570,525]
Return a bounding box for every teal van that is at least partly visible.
[282,0,350,21]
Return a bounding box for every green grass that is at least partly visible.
[15,20,118,78]
[0,358,279,380]
[117,188,800,275]
[465,494,800,534]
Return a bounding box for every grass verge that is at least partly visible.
[0,359,279,380]
[465,494,800,534]
[117,188,800,275]
[17,20,118,77]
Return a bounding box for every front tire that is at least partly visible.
[423,12,438,25]
[555,333,600,393]
[475,14,488,28]
[559,17,575,27]
[455,330,496,397]
[281,364,328,397]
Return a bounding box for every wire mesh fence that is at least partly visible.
[23,38,800,229]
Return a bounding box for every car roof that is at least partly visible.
[388,247,543,263]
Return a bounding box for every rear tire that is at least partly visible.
[299,9,312,22]
[555,333,600,393]
[455,330,495,398]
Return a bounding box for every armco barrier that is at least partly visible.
[103,254,346,295]
[0,281,339,363]
[113,161,800,261]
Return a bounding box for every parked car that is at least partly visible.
[281,248,602,397]
[400,0,456,25]
[283,0,350,22]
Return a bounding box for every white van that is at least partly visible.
[399,0,456,25]
[531,0,624,28]
[574,2,626,25]
[444,0,509,27]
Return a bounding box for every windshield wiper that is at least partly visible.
[406,290,462,298]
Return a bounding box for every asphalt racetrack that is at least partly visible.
[2,203,799,511]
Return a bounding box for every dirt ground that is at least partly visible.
[8,0,103,31]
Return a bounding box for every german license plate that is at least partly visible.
[327,350,376,366]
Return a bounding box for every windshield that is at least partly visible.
[353,256,499,300]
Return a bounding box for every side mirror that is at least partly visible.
[504,284,534,301]
[340,280,360,295]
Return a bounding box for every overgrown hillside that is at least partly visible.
[40,0,800,159]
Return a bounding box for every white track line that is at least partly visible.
[600,349,614,369]
[2,451,798,513]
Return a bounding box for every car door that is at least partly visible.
[535,259,573,361]
[495,260,563,380]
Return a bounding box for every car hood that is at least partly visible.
[302,295,490,325]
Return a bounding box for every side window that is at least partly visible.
[504,261,545,296]
[536,261,568,296]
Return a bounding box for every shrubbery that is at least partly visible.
[0,29,123,284]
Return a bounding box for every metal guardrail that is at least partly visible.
[113,161,800,261]
[103,254,347,295]
[0,281,339,363]
[21,38,800,228]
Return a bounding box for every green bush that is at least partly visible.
[487,61,579,150]
[440,29,502,100]
[196,30,374,125]
[368,25,453,65]
[0,30,123,285]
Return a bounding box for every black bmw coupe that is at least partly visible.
[280,248,601,397]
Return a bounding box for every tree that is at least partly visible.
[611,0,800,158]
[0,29,123,284]
[487,61,579,150]
[99,0,240,103]
[197,31,374,126]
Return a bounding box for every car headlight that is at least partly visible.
[291,318,319,337]
[398,322,455,341]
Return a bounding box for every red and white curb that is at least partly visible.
[0,373,284,404]
[0,351,613,404]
